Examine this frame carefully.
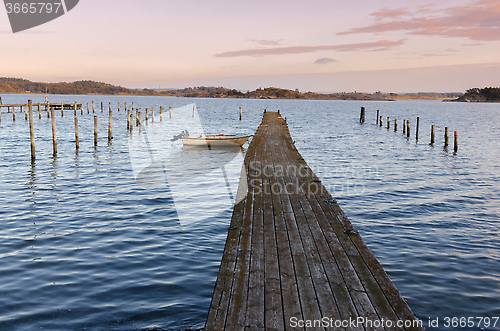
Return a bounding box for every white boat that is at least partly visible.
[182,134,252,147]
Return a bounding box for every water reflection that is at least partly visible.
[26,161,38,203]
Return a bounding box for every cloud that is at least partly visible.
[339,0,500,41]
[314,58,338,64]
[247,39,284,46]
[214,39,406,57]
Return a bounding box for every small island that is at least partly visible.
[448,87,500,102]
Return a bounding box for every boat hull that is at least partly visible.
[182,135,251,147]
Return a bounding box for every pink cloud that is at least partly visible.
[214,39,406,57]
[339,0,500,41]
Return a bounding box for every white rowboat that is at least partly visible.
[182,134,251,147]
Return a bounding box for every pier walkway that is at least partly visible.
[206,112,424,331]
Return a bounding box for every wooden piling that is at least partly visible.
[94,116,98,146]
[444,127,449,147]
[61,103,64,117]
[380,115,383,127]
[92,101,95,113]
[454,131,458,153]
[193,105,195,118]
[152,107,155,122]
[75,117,79,150]
[118,102,120,111]
[431,125,436,145]
[51,107,57,155]
[376,109,379,125]
[146,108,149,122]
[160,106,163,121]
[403,119,406,134]
[130,113,134,133]
[394,119,398,132]
[47,105,50,119]
[127,109,130,129]
[109,102,111,112]
[38,103,41,119]
[108,110,113,142]
[407,120,411,138]
[169,106,172,118]
[125,102,127,110]
[416,117,420,141]
[387,116,390,129]
[29,100,35,161]
[132,102,134,111]
[74,102,77,116]
[24,105,28,121]
[240,106,243,121]
[359,107,365,123]
[13,106,15,122]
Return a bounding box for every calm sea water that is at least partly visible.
[0,94,499,331]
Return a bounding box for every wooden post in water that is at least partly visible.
[160,106,163,122]
[92,101,95,113]
[101,102,103,113]
[125,102,127,110]
[127,109,130,129]
[138,111,142,128]
[130,113,134,133]
[109,102,111,112]
[94,116,98,146]
[431,125,435,145]
[24,105,28,121]
[359,107,365,123]
[118,102,120,111]
[240,107,243,121]
[379,116,383,127]
[403,119,406,134]
[444,127,449,147]
[387,117,390,129]
[61,103,64,117]
[454,131,458,153]
[38,103,41,119]
[87,103,89,114]
[51,107,57,155]
[192,105,195,118]
[13,106,16,122]
[108,110,113,142]
[416,117,420,141]
[74,102,77,116]
[169,106,172,118]
[29,100,35,161]
[407,120,411,138]
[47,105,50,119]
[152,107,155,122]
[75,117,79,150]
[376,110,379,125]
[394,119,398,132]
[145,108,149,122]
[132,102,134,111]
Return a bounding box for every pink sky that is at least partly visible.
[1,0,499,92]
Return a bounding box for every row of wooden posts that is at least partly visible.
[5,100,178,162]
[359,107,458,152]
[3,100,246,162]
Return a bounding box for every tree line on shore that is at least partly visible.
[2,77,497,102]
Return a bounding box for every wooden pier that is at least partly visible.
[206,112,424,331]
